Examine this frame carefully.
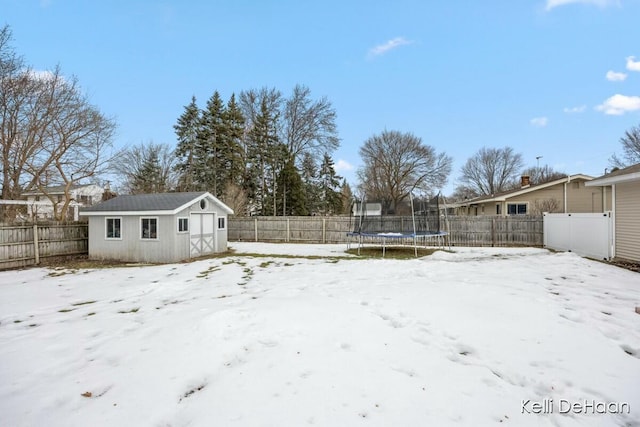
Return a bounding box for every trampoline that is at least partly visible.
[347,193,449,257]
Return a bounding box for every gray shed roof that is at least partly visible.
[81,192,234,215]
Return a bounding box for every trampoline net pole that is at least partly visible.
[410,192,418,257]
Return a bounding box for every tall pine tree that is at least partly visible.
[174,96,202,191]
[318,153,342,215]
[246,97,282,215]
[222,93,245,194]
[277,157,308,216]
[198,91,226,197]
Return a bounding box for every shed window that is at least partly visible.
[106,218,121,239]
[141,218,158,239]
[507,203,527,215]
[178,217,189,233]
[218,217,226,230]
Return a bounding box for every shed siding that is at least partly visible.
[87,195,230,263]
[615,182,640,262]
[89,215,180,263]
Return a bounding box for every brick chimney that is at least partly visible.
[521,175,530,187]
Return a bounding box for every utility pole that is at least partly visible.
[536,156,543,168]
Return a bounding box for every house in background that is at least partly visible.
[585,163,640,263]
[21,184,106,220]
[80,192,234,263]
[451,174,611,216]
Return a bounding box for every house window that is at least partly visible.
[141,218,158,239]
[218,217,226,230]
[496,204,502,215]
[507,203,527,215]
[106,218,121,239]
[178,217,189,233]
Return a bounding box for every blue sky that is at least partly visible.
[3,0,640,195]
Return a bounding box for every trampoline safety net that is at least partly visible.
[350,195,442,236]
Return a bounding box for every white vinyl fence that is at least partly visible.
[543,212,613,260]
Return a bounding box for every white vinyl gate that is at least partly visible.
[190,213,216,257]
[543,212,613,260]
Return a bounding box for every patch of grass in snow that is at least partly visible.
[71,300,97,306]
[58,308,76,313]
[238,267,254,286]
[118,307,140,314]
[196,265,220,279]
[230,252,351,262]
[345,247,441,259]
[259,261,274,268]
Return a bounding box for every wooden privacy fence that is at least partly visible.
[0,223,88,270]
[228,215,543,247]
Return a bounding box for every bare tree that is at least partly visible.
[222,181,248,216]
[458,147,524,196]
[282,84,339,162]
[357,130,452,214]
[533,198,561,214]
[610,123,640,168]
[1,26,116,220]
[521,164,566,185]
[111,142,176,194]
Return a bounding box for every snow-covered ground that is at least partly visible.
[0,243,639,427]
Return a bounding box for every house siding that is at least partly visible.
[566,180,609,213]
[615,181,640,262]
[455,178,611,216]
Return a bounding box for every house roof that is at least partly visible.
[22,184,102,196]
[585,163,640,186]
[452,174,594,207]
[80,192,234,216]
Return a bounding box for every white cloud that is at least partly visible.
[530,117,549,127]
[606,70,627,81]
[626,56,640,72]
[563,105,587,113]
[545,0,618,11]
[595,94,640,115]
[334,159,354,173]
[368,37,413,58]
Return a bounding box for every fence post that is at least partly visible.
[33,223,40,265]
[491,218,496,247]
[322,218,326,244]
[254,218,258,242]
[286,218,290,243]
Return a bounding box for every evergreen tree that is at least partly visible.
[198,91,226,196]
[131,149,164,194]
[339,178,353,215]
[222,93,245,194]
[246,97,282,215]
[277,157,308,216]
[300,152,320,214]
[174,96,202,191]
[318,153,342,215]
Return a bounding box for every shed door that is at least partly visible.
[190,213,217,257]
